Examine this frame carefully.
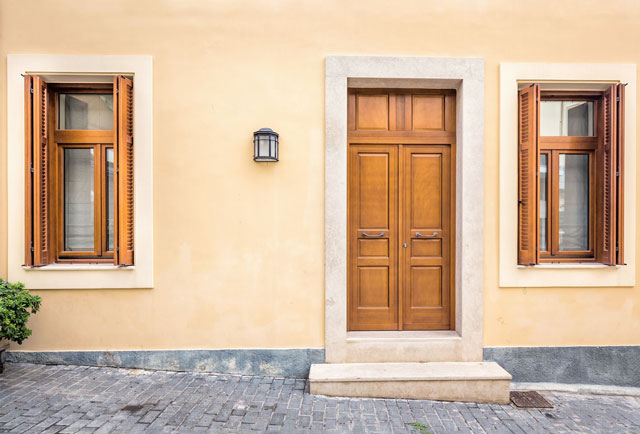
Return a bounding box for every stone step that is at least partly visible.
[309,362,512,404]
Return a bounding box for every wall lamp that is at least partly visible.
[253,128,279,162]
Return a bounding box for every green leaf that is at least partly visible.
[0,278,42,344]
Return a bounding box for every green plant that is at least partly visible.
[408,422,433,434]
[0,279,41,345]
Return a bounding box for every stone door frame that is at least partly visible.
[324,56,485,363]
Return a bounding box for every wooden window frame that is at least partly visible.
[50,84,115,264]
[539,92,599,262]
[518,86,625,266]
[538,151,551,257]
[541,149,596,262]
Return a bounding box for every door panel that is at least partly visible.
[410,267,442,307]
[358,267,390,307]
[358,153,390,229]
[348,145,398,330]
[410,153,442,229]
[411,239,441,257]
[356,94,389,131]
[402,146,451,330]
[412,95,445,131]
[358,239,389,257]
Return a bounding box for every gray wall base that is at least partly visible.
[484,346,640,388]
[9,346,637,385]
[5,348,325,378]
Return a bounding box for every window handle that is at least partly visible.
[361,232,385,238]
[416,232,439,238]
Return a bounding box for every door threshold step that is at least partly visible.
[309,362,511,403]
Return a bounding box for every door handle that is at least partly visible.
[361,232,385,238]
[415,232,439,238]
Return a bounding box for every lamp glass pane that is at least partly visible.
[258,135,271,157]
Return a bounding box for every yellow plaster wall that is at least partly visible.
[0,0,639,351]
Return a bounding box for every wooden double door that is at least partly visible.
[347,90,456,331]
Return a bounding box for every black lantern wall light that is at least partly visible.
[253,128,279,162]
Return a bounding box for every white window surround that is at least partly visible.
[325,56,485,363]
[499,62,636,288]
[6,55,153,289]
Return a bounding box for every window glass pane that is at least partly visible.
[64,148,94,251]
[59,94,113,130]
[106,148,114,252]
[539,154,548,251]
[558,154,589,251]
[540,101,594,136]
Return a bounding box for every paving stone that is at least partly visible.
[2,362,640,433]
[269,412,286,425]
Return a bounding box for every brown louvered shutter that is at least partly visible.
[597,85,619,265]
[615,84,625,265]
[517,84,539,265]
[114,76,134,265]
[25,75,51,266]
[24,76,34,266]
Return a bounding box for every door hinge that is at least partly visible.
[30,241,34,252]
[30,164,34,173]
[617,170,620,177]
[616,243,619,252]
[617,96,620,102]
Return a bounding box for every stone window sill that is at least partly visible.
[23,264,134,271]
[517,263,623,270]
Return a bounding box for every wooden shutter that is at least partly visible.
[615,83,625,265]
[24,75,50,266]
[114,76,134,265]
[597,85,620,265]
[517,84,539,265]
[24,76,33,266]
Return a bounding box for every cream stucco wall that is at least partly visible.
[1,0,639,351]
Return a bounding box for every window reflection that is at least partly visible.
[558,154,589,251]
[106,148,114,251]
[539,154,548,251]
[64,148,94,251]
[541,101,594,136]
[59,94,113,130]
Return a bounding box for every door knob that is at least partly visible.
[362,232,385,238]
[403,243,408,248]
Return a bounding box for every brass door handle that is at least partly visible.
[361,232,385,238]
[416,232,438,237]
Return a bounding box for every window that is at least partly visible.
[518,84,625,265]
[24,75,134,266]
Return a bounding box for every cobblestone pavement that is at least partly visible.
[1,363,639,433]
